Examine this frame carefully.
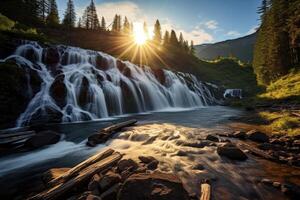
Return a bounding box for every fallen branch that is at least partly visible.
[28,151,122,200]
[48,148,115,186]
[87,119,137,146]
[237,143,277,162]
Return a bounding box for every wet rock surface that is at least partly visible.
[217,143,248,161]
[24,130,60,148]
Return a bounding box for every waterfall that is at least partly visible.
[2,41,215,126]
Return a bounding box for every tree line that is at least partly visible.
[253,0,300,85]
[0,0,195,54]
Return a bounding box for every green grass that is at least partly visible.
[259,111,300,135]
[259,70,300,101]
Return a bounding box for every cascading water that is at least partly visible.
[2,41,215,127]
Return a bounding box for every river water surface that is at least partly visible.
[0,106,299,200]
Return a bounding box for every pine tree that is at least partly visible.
[112,14,118,32]
[163,31,170,46]
[46,0,59,27]
[117,15,122,32]
[190,40,195,54]
[179,32,184,48]
[123,16,130,34]
[77,17,82,28]
[82,0,100,30]
[183,40,189,52]
[169,30,178,46]
[63,0,76,28]
[101,16,106,31]
[143,21,148,37]
[37,0,50,23]
[153,19,162,44]
[257,0,269,21]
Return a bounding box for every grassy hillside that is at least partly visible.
[195,33,256,63]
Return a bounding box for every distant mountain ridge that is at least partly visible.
[195,32,257,63]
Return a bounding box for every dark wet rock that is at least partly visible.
[281,183,300,198]
[99,171,121,191]
[257,143,281,151]
[273,182,281,188]
[29,106,63,126]
[147,160,159,170]
[78,77,91,108]
[25,130,60,148]
[86,194,102,200]
[261,178,273,185]
[206,134,219,142]
[100,183,120,200]
[78,192,92,200]
[96,54,109,70]
[246,130,269,143]
[120,80,139,113]
[138,156,157,164]
[43,47,60,65]
[217,143,248,161]
[118,172,190,200]
[50,74,67,108]
[117,159,139,173]
[0,61,41,128]
[293,140,300,147]
[270,138,286,145]
[192,163,205,170]
[88,174,102,191]
[177,150,188,156]
[232,131,246,139]
[153,68,166,85]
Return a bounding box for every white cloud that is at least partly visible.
[77,1,213,45]
[205,20,218,30]
[227,31,241,37]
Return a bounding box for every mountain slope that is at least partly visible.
[195,32,257,63]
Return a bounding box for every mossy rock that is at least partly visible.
[0,61,41,128]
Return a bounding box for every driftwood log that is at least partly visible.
[28,148,122,200]
[0,131,36,146]
[48,148,114,186]
[237,143,278,162]
[200,183,211,200]
[87,119,137,146]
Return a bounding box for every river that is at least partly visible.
[0,106,299,199]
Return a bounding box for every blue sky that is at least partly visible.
[57,0,261,44]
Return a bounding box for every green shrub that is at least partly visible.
[0,13,15,31]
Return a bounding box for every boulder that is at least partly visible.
[217,143,248,161]
[153,68,166,85]
[86,194,102,200]
[117,159,139,173]
[28,106,63,126]
[147,160,159,170]
[43,47,60,65]
[138,156,157,164]
[25,130,60,148]
[88,174,102,191]
[96,54,110,70]
[246,130,269,143]
[100,183,121,200]
[99,171,121,191]
[0,61,41,128]
[50,74,67,108]
[118,172,190,200]
[78,77,91,108]
[206,134,219,142]
[232,131,246,139]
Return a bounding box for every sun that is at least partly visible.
[133,22,147,45]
